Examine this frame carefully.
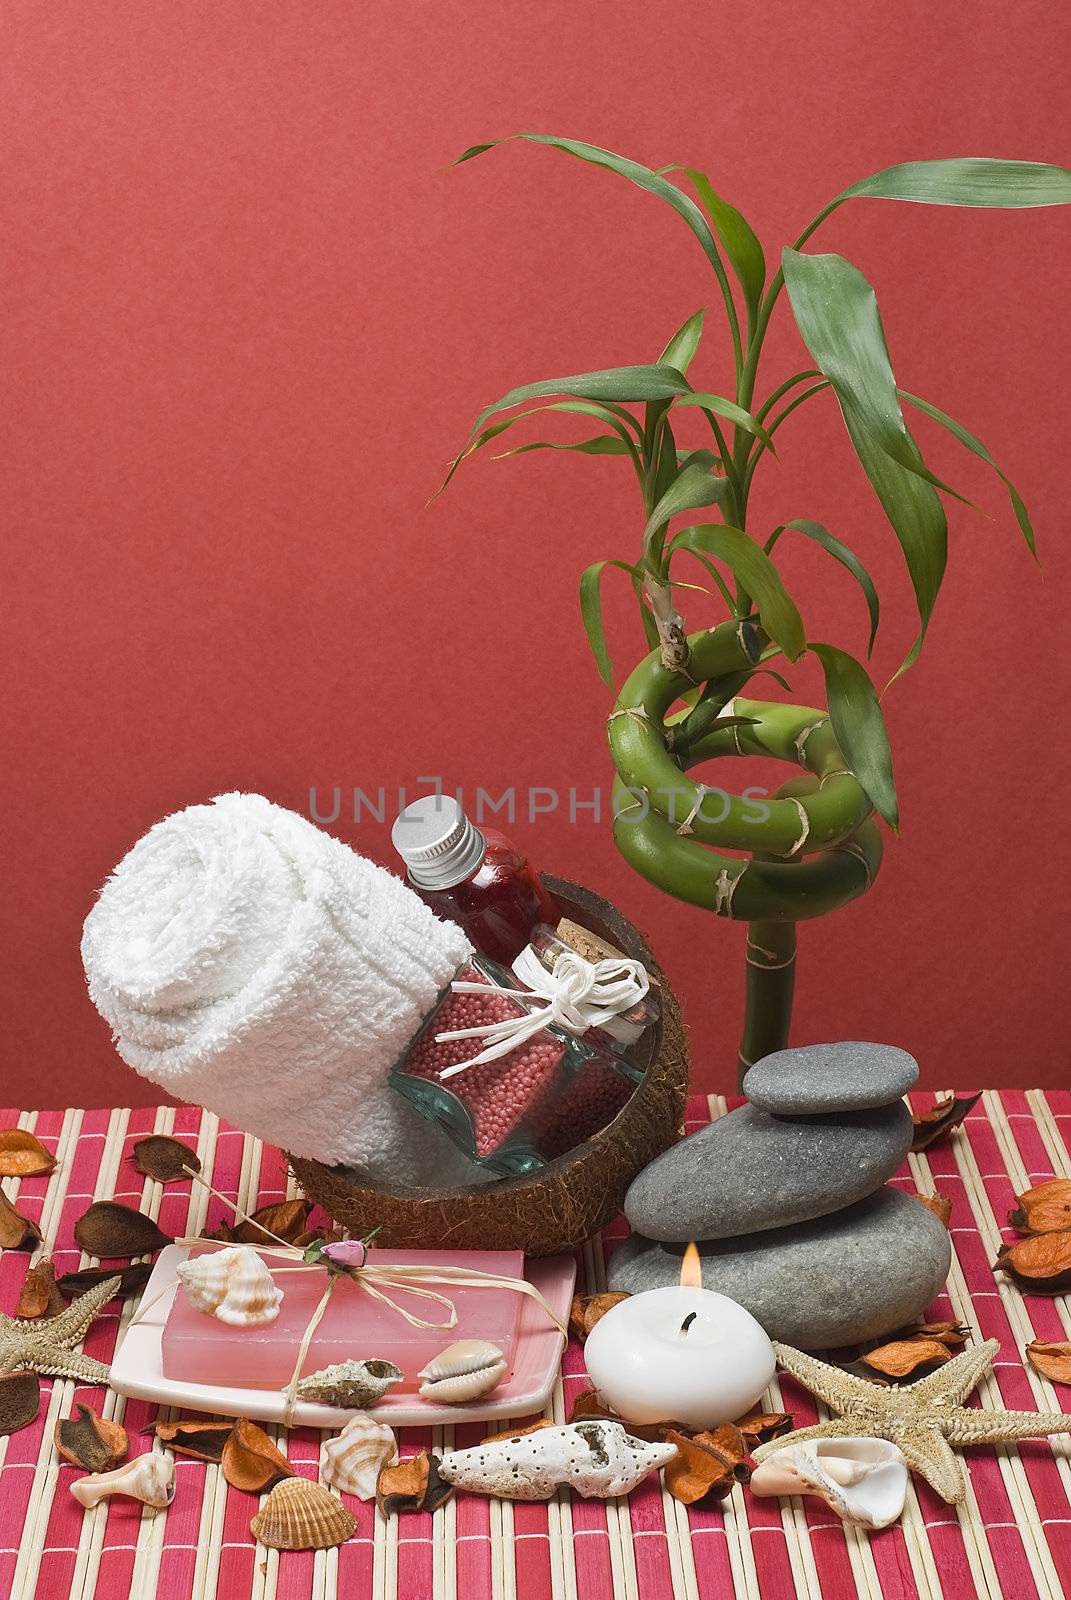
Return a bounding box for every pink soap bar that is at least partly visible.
[162,1247,525,1391]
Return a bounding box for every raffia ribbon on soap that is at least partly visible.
[436,944,651,1077]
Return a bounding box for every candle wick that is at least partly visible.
[680,1311,697,1336]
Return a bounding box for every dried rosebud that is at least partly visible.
[569,1292,629,1345]
[1009,1180,1071,1235]
[910,1093,982,1152]
[322,1239,367,1270]
[663,1426,750,1505]
[1025,1340,1071,1385]
[995,1231,1071,1294]
[862,1338,953,1379]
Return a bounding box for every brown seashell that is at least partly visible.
[1025,1340,1071,1385]
[1009,1180,1071,1235]
[250,1477,355,1550]
[152,1420,234,1462]
[994,1230,1071,1294]
[569,1292,630,1344]
[0,1192,41,1251]
[662,1425,750,1506]
[16,1258,65,1320]
[55,1404,129,1472]
[916,1191,952,1227]
[222,1419,294,1493]
[418,1339,507,1402]
[131,1136,201,1183]
[0,1129,56,1177]
[57,1262,154,1302]
[910,1092,981,1152]
[73,1202,172,1259]
[862,1339,953,1379]
[0,1372,41,1435]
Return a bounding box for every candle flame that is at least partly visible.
[679,1241,702,1290]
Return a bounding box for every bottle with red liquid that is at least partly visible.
[391,795,557,965]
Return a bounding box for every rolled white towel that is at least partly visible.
[81,792,486,1183]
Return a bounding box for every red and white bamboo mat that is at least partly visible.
[2,1092,1071,1600]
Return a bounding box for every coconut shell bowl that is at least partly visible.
[290,877,689,1255]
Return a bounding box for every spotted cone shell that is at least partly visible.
[250,1478,356,1550]
[176,1246,282,1326]
[322,1413,399,1500]
[418,1339,507,1403]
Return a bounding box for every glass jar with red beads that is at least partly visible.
[391,795,557,965]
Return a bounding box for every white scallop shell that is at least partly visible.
[438,1421,676,1501]
[70,1451,176,1509]
[294,1359,404,1408]
[749,1437,908,1529]
[322,1413,399,1500]
[176,1245,283,1326]
[418,1339,508,1403]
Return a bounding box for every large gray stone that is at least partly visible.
[743,1041,918,1116]
[608,1186,951,1349]
[623,1100,913,1242]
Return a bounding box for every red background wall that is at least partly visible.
[2,0,1068,1110]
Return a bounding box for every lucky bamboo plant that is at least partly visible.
[441,136,1071,1084]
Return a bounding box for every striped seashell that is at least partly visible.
[322,1413,399,1500]
[294,1358,403,1408]
[176,1246,282,1327]
[250,1477,356,1550]
[418,1339,508,1403]
[70,1451,175,1510]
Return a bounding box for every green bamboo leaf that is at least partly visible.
[496,435,631,458]
[674,392,776,451]
[810,642,898,829]
[899,389,1035,555]
[832,158,1071,212]
[660,309,705,374]
[771,518,881,656]
[685,169,766,321]
[781,248,948,644]
[579,558,641,687]
[669,524,807,660]
[643,461,729,558]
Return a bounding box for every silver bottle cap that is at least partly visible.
[391,794,486,889]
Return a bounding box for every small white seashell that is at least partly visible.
[176,1245,282,1326]
[322,1413,399,1499]
[438,1420,676,1501]
[749,1437,908,1529]
[70,1451,176,1510]
[418,1339,508,1403]
[294,1358,404,1408]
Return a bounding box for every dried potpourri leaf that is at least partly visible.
[131,1136,201,1183]
[482,1420,557,1444]
[0,1129,56,1177]
[1025,1340,1071,1384]
[55,1404,129,1472]
[662,1425,750,1505]
[734,1409,793,1447]
[152,1419,234,1462]
[16,1258,65,1320]
[73,1202,171,1259]
[995,1231,1071,1293]
[895,1319,970,1348]
[292,1226,344,1251]
[377,1453,433,1516]
[861,1338,953,1379]
[910,1092,982,1152]
[222,1419,294,1493]
[567,1387,611,1423]
[423,1455,454,1513]
[230,1200,310,1247]
[916,1191,952,1227]
[56,1262,154,1302]
[1009,1180,1071,1235]
[569,1292,630,1344]
[0,1192,41,1251]
[0,1372,40,1435]
[565,1389,679,1442]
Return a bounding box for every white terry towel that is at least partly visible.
[81,792,486,1183]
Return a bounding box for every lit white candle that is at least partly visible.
[583,1249,775,1429]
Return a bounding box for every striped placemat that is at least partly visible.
[1,1091,1070,1600]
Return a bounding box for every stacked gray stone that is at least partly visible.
[607,1042,951,1349]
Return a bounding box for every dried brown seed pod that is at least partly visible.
[0,1129,56,1177]
[16,1258,65,1320]
[1009,1180,1071,1235]
[0,1192,41,1251]
[131,1136,201,1183]
[662,1425,750,1505]
[423,1454,454,1513]
[55,1404,129,1472]
[568,1291,630,1345]
[377,1453,433,1516]
[230,1200,310,1247]
[861,1339,953,1379]
[994,1231,1071,1294]
[73,1202,172,1259]
[57,1262,154,1301]
[910,1092,982,1151]
[894,1320,970,1347]
[222,1419,294,1494]
[152,1420,234,1462]
[734,1409,793,1446]
[1025,1340,1071,1384]
[916,1191,952,1227]
[0,1372,41,1436]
